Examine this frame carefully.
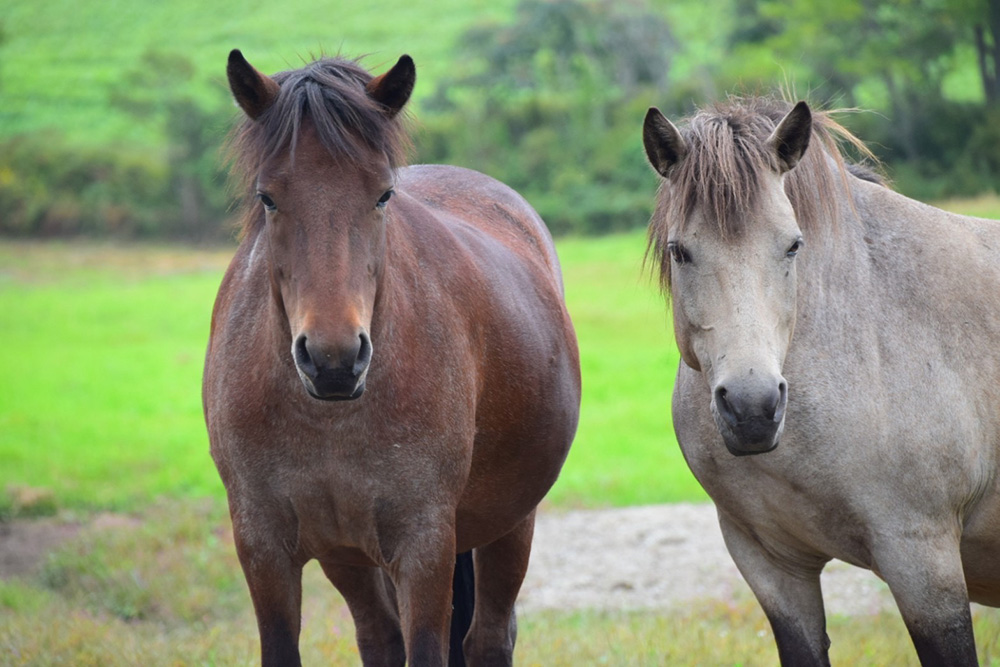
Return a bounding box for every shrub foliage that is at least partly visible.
[1,0,999,238]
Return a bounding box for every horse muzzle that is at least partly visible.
[711,376,787,456]
[292,330,372,401]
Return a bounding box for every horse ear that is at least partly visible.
[643,107,687,178]
[227,49,279,120]
[367,55,416,117]
[767,101,812,173]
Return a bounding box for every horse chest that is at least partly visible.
[223,423,461,561]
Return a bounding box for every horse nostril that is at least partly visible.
[757,383,784,421]
[293,334,317,377]
[714,385,738,423]
[353,331,372,375]
[772,381,788,423]
[715,381,786,423]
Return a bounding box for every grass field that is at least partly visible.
[0,243,233,510]
[1,0,733,150]
[0,231,693,514]
[4,195,1000,663]
[5,195,1000,512]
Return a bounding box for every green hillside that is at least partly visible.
[1,0,518,148]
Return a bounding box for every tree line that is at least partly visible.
[1,0,997,239]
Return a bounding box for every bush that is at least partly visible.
[0,49,235,241]
[0,128,233,240]
[414,0,673,235]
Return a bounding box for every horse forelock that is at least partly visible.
[226,56,412,238]
[646,96,876,291]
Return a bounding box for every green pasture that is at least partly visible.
[4,197,1000,664]
[5,193,1000,512]
[0,232,691,514]
[0,243,231,510]
[1,0,725,150]
[4,1,1000,661]
[1,0,517,147]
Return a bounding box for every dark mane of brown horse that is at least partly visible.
[225,56,411,236]
[647,96,877,288]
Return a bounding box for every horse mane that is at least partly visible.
[846,162,885,185]
[225,56,411,237]
[647,96,878,288]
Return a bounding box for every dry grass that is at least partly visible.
[2,498,998,665]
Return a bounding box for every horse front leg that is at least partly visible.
[385,525,461,666]
[232,528,305,667]
[397,553,457,666]
[718,511,832,666]
[319,561,405,666]
[873,529,978,666]
[462,510,536,667]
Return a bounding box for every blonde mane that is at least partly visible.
[647,96,878,288]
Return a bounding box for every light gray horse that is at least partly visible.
[642,96,1000,665]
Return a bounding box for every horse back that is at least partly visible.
[395,164,566,293]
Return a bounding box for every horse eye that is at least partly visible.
[667,241,690,264]
[786,238,804,258]
[376,189,394,209]
[258,193,277,211]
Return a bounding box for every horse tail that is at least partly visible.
[448,550,475,667]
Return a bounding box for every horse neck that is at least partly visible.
[790,168,957,355]
[793,174,879,324]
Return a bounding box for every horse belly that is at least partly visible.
[447,263,579,548]
[456,361,579,550]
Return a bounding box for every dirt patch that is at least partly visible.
[0,518,81,579]
[0,504,896,617]
[520,503,897,616]
[0,512,144,580]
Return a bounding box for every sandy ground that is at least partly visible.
[519,503,897,616]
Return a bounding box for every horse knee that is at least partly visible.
[876,539,978,665]
[356,632,405,667]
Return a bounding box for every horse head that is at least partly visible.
[227,50,414,401]
[644,101,812,455]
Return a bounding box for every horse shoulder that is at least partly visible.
[203,231,283,457]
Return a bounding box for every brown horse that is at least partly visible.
[203,50,581,666]
[643,97,1000,665]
